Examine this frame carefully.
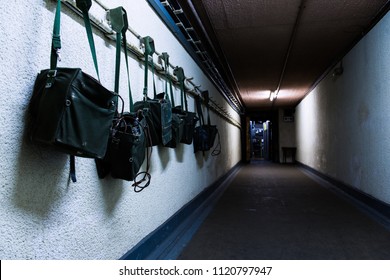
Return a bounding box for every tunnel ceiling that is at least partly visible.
[176,0,389,113]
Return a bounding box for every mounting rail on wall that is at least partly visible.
[59,0,241,129]
[148,0,243,114]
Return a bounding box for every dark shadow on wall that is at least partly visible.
[157,146,170,171]
[13,92,125,219]
[14,113,126,218]
[99,177,125,216]
[13,112,70,217]
[174,143,185,163]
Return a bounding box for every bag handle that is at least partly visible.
[141,36,155,101]
[50,0,61,70]
[195,94,205,127]
[75,0,101,80]
[109,6,134,112]
[161,52,173,104]
[173,66,188,112]
[202,90,212,126]
[50,0,100,79]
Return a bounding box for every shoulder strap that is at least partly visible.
[76,0,100,80]
[50,0,61,70]
[142,36,155,101]
[195,94,205,126]
[202,90,212,125]
[173,66,187,112]
[109,7,134,111]
[161,52,173,104]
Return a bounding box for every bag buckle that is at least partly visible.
[47,70,57,77]
[45,70,58,88]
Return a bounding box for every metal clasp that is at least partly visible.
[56,49,62,62]
[45,70,58,88]
[47,70,57,78]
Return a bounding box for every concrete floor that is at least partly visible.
[178,161,390,260]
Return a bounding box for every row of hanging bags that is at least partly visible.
[172,67,199,145]
[28,0,117,182]
[134,37,172,147]
[95,7,151,191]
[193,90,221,156]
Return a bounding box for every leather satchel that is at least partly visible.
[193,91,221,156]
[134,37,172,147]
[29,0,117,182]
[95,7,150,191]
[160,53,185,148]
[173,66,198,145]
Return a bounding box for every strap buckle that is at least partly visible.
[45,70,58,88]
[55,49,62,62]
[47,69,57,78]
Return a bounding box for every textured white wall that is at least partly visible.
[278,109,296,163]
[295,12,390,203]
[0,0,241,259]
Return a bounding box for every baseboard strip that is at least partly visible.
[297,161,390,229]
[120,162,242,260]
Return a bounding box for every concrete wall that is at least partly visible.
[0,0,241,259]
[295,12,390,204]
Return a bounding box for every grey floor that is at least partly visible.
[178,161,390,260]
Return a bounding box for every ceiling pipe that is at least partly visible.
[183,0,244,110]
[273,0,306,103]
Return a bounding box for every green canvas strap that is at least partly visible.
[169,68,175,106]
[142,36,155,100]
[50,0,61,70]
[109,7,134,111]
[76,0,100,80]
[46,0,62,88]
[195,94,205,126]
[152,57,157,99]
[202,90,212,125]
[109,7,124,94]
[122,13,133,111]
[161,52,173,104]
[174,66,187,112]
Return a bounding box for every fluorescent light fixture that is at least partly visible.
[269,91,277,101]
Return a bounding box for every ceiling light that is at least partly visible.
[269,91,277,101]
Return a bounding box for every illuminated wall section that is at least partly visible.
[295,11,390,203]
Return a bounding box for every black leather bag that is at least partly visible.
[30,68,116,158]
[166,110,185,148]
[134,36,172,147]
[29,0,117,182]
[193,124,219,152]
[173,66,198,145]
[95,7,150,190]
[135,98,172,146]
[96,112,147,181]
[193,91,221,155]
[160,53,184,148]
[109,114,146,181]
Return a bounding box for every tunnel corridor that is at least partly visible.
[178,161,390,260]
